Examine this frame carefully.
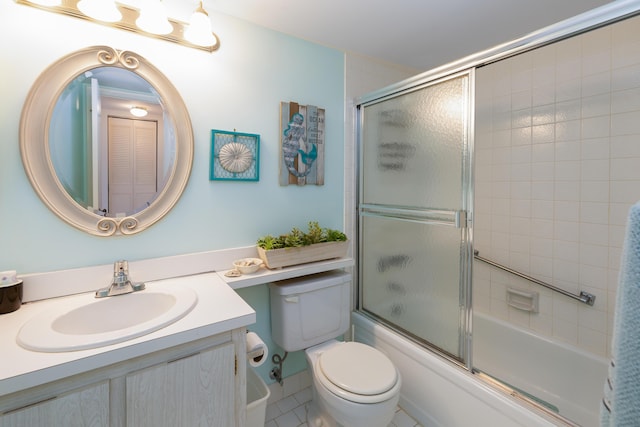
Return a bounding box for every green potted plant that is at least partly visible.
[256,221,348,269]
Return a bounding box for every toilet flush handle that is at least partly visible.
[284,296,299,303]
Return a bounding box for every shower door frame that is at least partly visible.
[355,70,476,369]
[354,0,640,374]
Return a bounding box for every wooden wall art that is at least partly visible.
[279,101,325,186]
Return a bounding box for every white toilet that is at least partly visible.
[269,271,401,427]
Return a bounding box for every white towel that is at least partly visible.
[601,201,640,426]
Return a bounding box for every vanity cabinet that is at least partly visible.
[126,342,236,427]
[0,381,109,427]
[0,330,246,427]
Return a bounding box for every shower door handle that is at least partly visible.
[455,210,467,228]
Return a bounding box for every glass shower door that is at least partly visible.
[358,72,473,361]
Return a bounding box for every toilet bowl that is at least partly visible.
[269,272,401,427]
[305,340,401,427]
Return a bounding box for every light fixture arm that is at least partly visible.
[16,0,220,52]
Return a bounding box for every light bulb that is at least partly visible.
[136,0,173,35]
[77,0,122,23]
[184,2,217,47]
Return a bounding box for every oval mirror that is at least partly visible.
[20,46,193,236]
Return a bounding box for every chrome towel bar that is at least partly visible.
[473,250,596,306]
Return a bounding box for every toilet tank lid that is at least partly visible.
[269,271,351,295]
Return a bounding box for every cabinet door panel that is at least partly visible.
[0,381,109,427]
[126,342,235,427]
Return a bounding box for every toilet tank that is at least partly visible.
[269,271,351,352]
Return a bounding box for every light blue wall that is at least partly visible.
[0,2,345,274]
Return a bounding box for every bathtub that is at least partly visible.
[352,312,607,427]
[473,312,608,427]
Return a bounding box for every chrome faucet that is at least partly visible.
[95,260,146,298]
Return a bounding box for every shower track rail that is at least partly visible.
[473,250,596,306]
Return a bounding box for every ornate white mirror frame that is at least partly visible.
[20,46,193,236]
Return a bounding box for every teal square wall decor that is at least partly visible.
[210,129,260,181]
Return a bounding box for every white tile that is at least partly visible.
[611,157,640,180]
[578,304,607,333]
[553,220,579,242]
[580,223,609,246]
[267,382,284,405]
[531,181,553,201]
[510,163,531,182]
[553,258,580,283]
[531,124,555,144]
[612,43,639,74]
[532,104,555,125]
[553,241,580,263]
[611,63,640,91]
[554,200,579,221]
[610,180,640,203]
[276,395,299,414]
[531,143,555,162]
[556,77,581,102]
[293,404,308,423]
[274,410,302,427]
[582,72,611,97]
[554,181,580,201]
[282,372,301,397]
[581,159,610,181]
[294,387,312,405]
[392,409,419,427]
[266,403,282,422]
[556,99,581,122]
[531,218,554,238]
[554,161,580,181]
[553,318,579,345]
[580,180,609,203]
[581,137,610,160]
[531,237,552,256]
[531,200,554,220]
[511,126,532,145]
[580,243,609,268]
[611,111,640,136]
[266,420,278,427]
[555,120,581,142]
[511,107,532,127]
[611,87,640,113]
[555,141,580,161]
[611,134,640,158]
[580,202,609,224]
[531,162,555,182]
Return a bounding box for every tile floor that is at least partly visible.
[263,370,422,427]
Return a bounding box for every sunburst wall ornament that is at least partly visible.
[210,129,260,181]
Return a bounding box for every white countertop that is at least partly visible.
[0,272,256,396]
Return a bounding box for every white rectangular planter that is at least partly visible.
[257,241,349,269]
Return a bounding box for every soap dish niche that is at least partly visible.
[506,287,539,313]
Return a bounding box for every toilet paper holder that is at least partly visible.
[246,330,268,368]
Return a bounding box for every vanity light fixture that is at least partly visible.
[130,106,148,117]
[77,0,122,23]
[135,0,172,36]
[15,0,220,52]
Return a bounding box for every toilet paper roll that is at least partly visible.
[246,331,268,367]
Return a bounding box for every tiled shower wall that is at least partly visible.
[473,15,640,358]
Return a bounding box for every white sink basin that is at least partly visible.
[17,284,198,352]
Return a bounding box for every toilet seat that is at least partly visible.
[316,342,400,404]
